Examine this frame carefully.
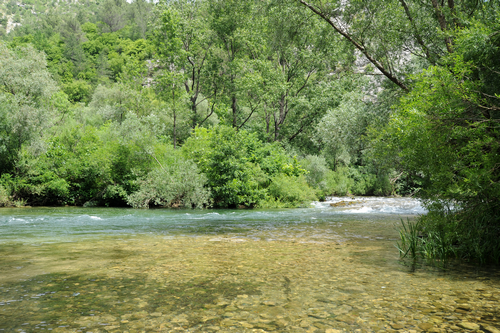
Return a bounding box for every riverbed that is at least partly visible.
[0,197,499,332]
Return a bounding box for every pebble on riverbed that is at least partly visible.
[1,233,500,332]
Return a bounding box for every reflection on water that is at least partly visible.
[0,198,499,332]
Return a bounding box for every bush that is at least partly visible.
[8,122,149,206]
[324,167,353,196]
[348,167,376,195]
[266,175,317,207]
[182,126,306,208]
[373,173,392,196]
[127,159,211,209]
[300,155,329,190]
[0,184,11,207]
[322,166,393,197]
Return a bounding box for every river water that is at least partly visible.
[0,197,499,333]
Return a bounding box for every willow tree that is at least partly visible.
[0,42,59,173]
[296,0,496,91]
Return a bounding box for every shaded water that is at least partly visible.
[0,197,499,333]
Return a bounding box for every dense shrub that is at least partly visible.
[324,167,352,196]
[0,184,10,207]
[7,120,155,206]
[127,159,211,208]
[182,126,308,207]
[300,155,329,190]
[266,175,317,207]
[323,166,392,196]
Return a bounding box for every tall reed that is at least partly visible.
[395,218,422,259]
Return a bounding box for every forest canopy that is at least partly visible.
[0,0,499,263]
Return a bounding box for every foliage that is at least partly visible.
[314,91,369,168]
[300,155,329,190]
[0,42,58,173]
[396,218,422,260]
[397,207,500,265]
[0,184,11,207]
[266,174,317,208]
[182,125,309,207]
[321,166,391,197]
[297,0,499,91]
[127,159,211,209]
[63,80,92,103]
[9,124,113,205]
[381,19,500,264]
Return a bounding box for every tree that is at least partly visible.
[206,0,255,128]
[0,42,58,173]
[126,0,153,40]
[60,17,88,77]
[373,19,500,263]
[314,91,368,168]
[250,1,344,142]
[98,0,127,33]
[295,0,498,91]
[151,1,215,129]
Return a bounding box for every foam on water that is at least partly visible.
[313,196,427,215]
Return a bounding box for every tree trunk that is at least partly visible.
[173,89,177,149]
[232,95,237,128]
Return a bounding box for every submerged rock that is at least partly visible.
[330,200,361,207]
[483,325,500,333]
[458,322,480,331]
[418,322,434,330]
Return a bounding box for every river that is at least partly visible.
[0,197,499,332]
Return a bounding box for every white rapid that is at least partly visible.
[313,196,427,215]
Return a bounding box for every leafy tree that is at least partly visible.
[151,1,215,131]
[252,1,345,143]
[60,17,88,77]
[374,19,500,263]
[0,42,58,173]
[126,0,153,40]
[98,0,127,33]
[63,80,92,103]
[203,0,258,128]
[314,91,369,168]
[296,0,499,91]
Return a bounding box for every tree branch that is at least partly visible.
[398,0,435,64]
[297,0,410,92]
[430,0,454,53]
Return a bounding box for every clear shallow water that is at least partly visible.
[0,198,499,333]
[0,197,424,242]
